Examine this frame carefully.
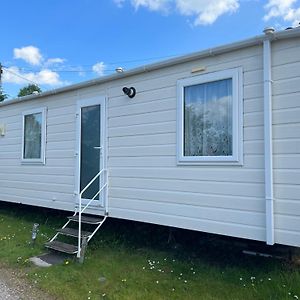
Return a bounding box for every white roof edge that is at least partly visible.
[1,27,300,108]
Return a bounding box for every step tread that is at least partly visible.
[68,215,104,224]
[45,240,78,254]
[57,227,92,238]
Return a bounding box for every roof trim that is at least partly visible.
[1,27,300,108]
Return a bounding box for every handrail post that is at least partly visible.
[77,193,81,258]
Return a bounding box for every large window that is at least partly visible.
[22,108,46,164]
[177,68,243,165]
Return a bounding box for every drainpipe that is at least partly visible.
[263,27,275,245]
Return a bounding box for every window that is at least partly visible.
[22,108,46,164]
[177,68,243,165]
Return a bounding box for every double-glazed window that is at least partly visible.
[22,108,46,164]
[177,68,243,165]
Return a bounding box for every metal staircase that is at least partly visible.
[45,168,108,258]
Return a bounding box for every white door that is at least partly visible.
[76,96,106,207]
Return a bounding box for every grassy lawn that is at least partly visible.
[0,202,300,300]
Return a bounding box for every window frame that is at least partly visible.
[21,107,47,165]
[177,68,243,165]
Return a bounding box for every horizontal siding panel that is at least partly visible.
[244,98,263,113]
[109,98,175,118]
[273,107,300,125]
[0,193,74,212]
[244,83,263,100]
[274,200,300,216]
[109,144,176,157]
[47,132,75,142]
[109,121,176,137]
[273,139,300,154]
[47,149,75,159]
[244,126,264,141]
[273,123,300,139]
[274,184,300,200]
[110,197,265,227]
[109,156,176,167]
[2,166,74,176]
[273,92,300,110]
[110,177,265,198]
[46,140,76,151]
[109,133,175,147]
[0,173,74,185]
[272,43,300,66]
[110,207,265,242]
[0,179,73,194]
[274,154,300,169]
[275,229,300,247]
[273,77,300,96]
[244,111,264,127]
[274,170,300,185]
[109,86,176,108]
[110,167,264,183]
[47,123,75,134]
[275,214,300,231]
[109,109,176,128]
[108,154,265,169]
[109,187,265,212]
[273,61,300,81]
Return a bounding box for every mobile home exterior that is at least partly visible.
[0,28,300,248]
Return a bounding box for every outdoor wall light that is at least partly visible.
[122,86,136,98]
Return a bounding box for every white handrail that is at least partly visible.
[77,146,108,258]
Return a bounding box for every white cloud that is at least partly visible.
[2,66,63,86]
[131,0,171,12]
[46,58,66,65]
[114,0,125,7]
[14,46,43,66]
[176,0,239,25]
[264,0,300,26]
[114,0,239,25]
[92,62,106,76]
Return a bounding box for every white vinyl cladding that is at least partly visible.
[177,68,243,165]
[0,34,299,247]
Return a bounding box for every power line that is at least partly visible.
[3,67,44,89]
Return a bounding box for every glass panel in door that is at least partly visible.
[80,104,101,200]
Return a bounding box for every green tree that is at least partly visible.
[0,88,8,102]
[18,84,42,97]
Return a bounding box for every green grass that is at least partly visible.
[0,202,300,300]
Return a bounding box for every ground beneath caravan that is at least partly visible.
[1,201,300,300]
[0,265,54,300]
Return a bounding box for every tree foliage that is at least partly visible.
[0,88,8,102]
[18,84,42,97]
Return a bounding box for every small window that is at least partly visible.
[177,68,243,165]
[22,108,46,164]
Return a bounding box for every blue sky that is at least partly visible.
[1,0,299,98]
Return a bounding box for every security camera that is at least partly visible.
[122,86,136,98]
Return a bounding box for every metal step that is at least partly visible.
[57,227,92,238]
[45,240,78,254]
[68,215,104,224]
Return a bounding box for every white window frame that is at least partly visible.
[21,107,47,165]
[177,68,243,165]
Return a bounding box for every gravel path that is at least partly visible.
[0,266,54,300]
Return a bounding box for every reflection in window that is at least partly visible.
[184,79,233,157]
[23,112,42,159]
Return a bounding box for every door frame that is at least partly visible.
[75,95,107,209]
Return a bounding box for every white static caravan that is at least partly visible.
[1,27,300,256]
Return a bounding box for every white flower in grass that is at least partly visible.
[268,278,271,281]
[250,276,255,281]
[156,280,159,284]
[294,296,299,299]
[240,278,243,281]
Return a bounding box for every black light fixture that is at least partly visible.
[122,86,136,98]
